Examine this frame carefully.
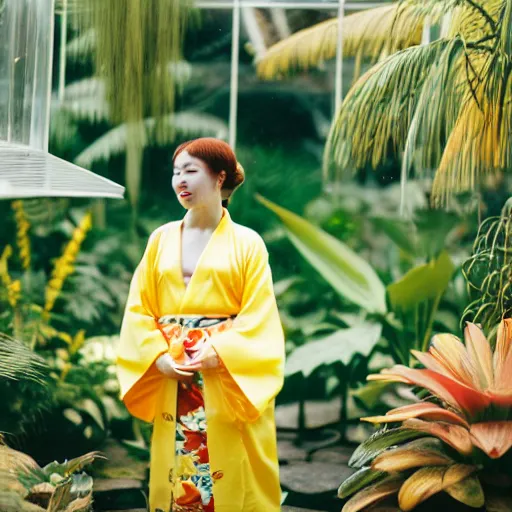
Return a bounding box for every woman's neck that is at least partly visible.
[183,202,224,231]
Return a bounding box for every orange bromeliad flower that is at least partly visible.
[338,319,512,512]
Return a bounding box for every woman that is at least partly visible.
[116,138,285,512]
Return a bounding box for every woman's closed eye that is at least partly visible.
[174,169,198,176]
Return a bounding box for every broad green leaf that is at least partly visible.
[349,428,427,468]
[273,276,302,298]
[414,210,460,253]
[370,216,417,256]
[351,381,395,410]
[256,195,387,313]
[387,250,455,311]
[76,398,105,431]
[301,322,340,337]
[285,323,382,377]
[338,467,386,499]
[444,475,484,508]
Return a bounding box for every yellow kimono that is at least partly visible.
[116,209,285,512]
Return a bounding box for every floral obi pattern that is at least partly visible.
[156,315,234,512]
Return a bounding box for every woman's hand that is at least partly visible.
[156,353,193,381]
[174,340,220,372]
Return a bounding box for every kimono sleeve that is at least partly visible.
[116,230,169,423]
[210,234,285,423]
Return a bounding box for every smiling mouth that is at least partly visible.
[179,191,192,198]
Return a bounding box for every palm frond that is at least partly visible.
[449,0,503,40]
[57,78,109,122]
[400,0,511,204]
[400,37,470,182]
[431,64,512,204]
[256,1,456,80]
[65,29,96,60]
[63,78,105,101]
[324,39,449,177]
[58,60,193,124]
[74,112,229,167]
[0,333,47,384]
[322,0,510,204]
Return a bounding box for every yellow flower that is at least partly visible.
[44,212,93,312]
[7,280,21,307]
[80,213,93,232]
[0,246,20,307]
[56,348,69,361]
[11,200,31,269]
[1,246,12,260]
[70,330,86,356]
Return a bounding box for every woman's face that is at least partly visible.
[172,151,224,210]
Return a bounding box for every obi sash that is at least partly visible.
[150,315,235,512]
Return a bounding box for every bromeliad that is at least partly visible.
[339,319,512,511]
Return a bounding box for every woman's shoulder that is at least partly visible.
[231,222,267,254]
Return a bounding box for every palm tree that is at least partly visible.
[54,0,193,218]
[52,4,227,220]
[257,0,512,206]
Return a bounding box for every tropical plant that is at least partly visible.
[0,333,52,438]
[338,318,512,511]
[54,0,193,215]
[462,197,512,339]
[0,305,101,511]
[0,203,93,347]
[256,2,427,81]
[258,0,512,205]
[0,435,101,512]
[257,194,460,363]
[256,193,474,438]
[0,201,129,455]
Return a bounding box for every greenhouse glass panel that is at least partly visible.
[0,0,53,150]
[0,0,124,199]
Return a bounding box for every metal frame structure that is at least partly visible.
[224,0,390,148]
[55,0,392,150]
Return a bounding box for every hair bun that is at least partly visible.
[234,162,245,187]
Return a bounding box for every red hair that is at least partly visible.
[172,138,244,205]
